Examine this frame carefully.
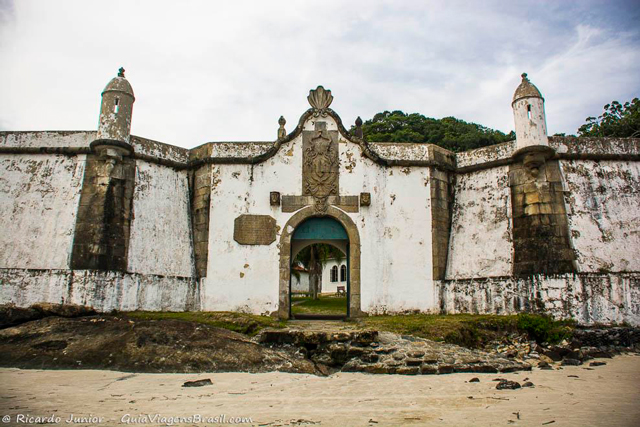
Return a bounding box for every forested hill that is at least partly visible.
[354,110,515,153]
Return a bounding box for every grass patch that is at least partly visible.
[120,311,285,336]
[359,313,574,348]
[291,295,348,315]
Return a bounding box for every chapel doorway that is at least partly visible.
[290,217,349,320]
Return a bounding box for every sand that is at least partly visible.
[1,354,639,426]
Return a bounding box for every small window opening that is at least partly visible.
[114,97,120,114]
[330,266,338,282]
[340,265,347,282]
[527,104,531,119]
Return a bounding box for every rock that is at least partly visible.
[522,381,534,388]
[0,316,321,374]
[588,349,613,359]
[469,364,498,373]
[543,350,563,362]
[0,303,96,329]
[407,350,425,358]
[589,361,606,367]
[538,361,552,370]
[31,340,68,351]
[469,377,480,383]
[438,365,455,374]
[396,366,419,375]
[374,347,396,354]
[539,354,554,364]
[363,363,391,374]
[31,303,97,319]
[182,379,212,387]
[360,352,379,363]
[561,358,582,366]
[331,332,351,342]
[405,358,423,366]
[420,364,438,375]
[496,380,521,390]
[392,353,405,361]
[341,359,365,373]
[347,347,365,357]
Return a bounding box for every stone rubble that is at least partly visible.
[256,330,531,375]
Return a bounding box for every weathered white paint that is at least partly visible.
[455,140,516,170]
[97,74,134,144]
[127,160,193,277]
[561,159,640,272]
[339,138,434,314]
[513,97,548,150]
[0,131,94,148]
[204,115,435,315]
[131,135,189,163]
[438,273,640,326]
[446,166,513,279]
[205,133,300,314]
[0,154,85,269]
[0,269,198,312]
[0,77,639,327]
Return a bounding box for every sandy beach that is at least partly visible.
[1,354,639,427]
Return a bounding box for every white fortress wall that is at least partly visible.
[204,134,302,314]
[340,140,434,313]
[127,160,193,277]
[0,149,85,270]
[445,165,513,280]
[561,159,640,273]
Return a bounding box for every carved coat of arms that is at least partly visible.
[303,130,338,213]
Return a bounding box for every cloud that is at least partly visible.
[0,0,638,147]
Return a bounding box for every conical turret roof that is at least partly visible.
[512,73,542,104]
[102,67,135,99]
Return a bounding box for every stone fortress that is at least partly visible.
[0,69,638,325]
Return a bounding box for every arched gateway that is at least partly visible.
[278,206,362,319]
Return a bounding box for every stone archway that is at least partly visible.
[278,206,362,319]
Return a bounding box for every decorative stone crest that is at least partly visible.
[303,130,339,213]
[307,86,333,117]
[360,192,371,206]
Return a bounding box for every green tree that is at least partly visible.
[353,110,514,152]
[293,244,344,299]
[578,98,640,138]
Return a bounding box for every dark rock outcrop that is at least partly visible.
[0,316,319,374]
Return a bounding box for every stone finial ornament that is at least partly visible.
[308,86,333,117]
[354,116,364,139]
[512,72,543,104]
[118,67,125,78]
[277,116,286,139]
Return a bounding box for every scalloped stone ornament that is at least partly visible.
[307,86,333,116]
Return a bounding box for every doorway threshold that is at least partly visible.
[291,314,347,321]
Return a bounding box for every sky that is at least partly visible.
[0,0,639,148]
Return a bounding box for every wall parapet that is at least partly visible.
[2,131,639,173]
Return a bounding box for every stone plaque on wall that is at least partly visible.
[233,215,277,245]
